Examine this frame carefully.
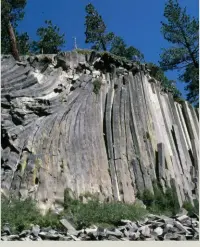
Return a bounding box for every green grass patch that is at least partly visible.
[182,199,199,216]
[63,198,148,229]
[2,184,189,234]
[1,197,62,233]
[138,182,180,216]
[75,48,92,55]
[63,188,148,229]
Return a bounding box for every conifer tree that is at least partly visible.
[31,20,65,54]
[85,3,114,51]
[160,0,199,105]
[1,0,27,60]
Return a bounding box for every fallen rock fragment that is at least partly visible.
[153,227,163,236]
[31,225,40,237]
[60,219,77,235]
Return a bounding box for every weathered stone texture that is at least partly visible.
[1,52,199,211]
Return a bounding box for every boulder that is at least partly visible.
[31,225,40,237]
[60,219,77,235]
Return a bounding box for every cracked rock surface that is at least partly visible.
[1,51,199,212]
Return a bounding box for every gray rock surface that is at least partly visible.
[1,52,198,213]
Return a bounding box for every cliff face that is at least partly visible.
[1,52,199,212]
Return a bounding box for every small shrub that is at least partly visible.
[153,182,167,210]
[183,199,199,216]
[64,188,76,210]
[66,199,148,229]
[1,197,61,233]
[193,199,199,214]
[164,187,180,215]
[174,96,185,104]
[138,181,180,216]
[36,210,61,229]
[93,79,101,94]
[142,189,154,207]
[62,191,148,229]
[1,198,40,233]
[75,49,92,55]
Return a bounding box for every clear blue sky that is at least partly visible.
[17,0,199,99]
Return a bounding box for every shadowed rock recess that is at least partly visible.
[1,51,199,212]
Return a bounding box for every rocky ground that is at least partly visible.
[1,210,199,241]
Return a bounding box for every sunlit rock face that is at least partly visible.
[1,51,199,212]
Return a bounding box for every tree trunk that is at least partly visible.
[179,25,199,69]
[101,39,107,51]
[7,21,20,61]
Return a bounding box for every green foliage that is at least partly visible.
[1,0,27,25]
[1,197,61,233]
[16,31,30,55]
[139,182,180,216]
[93,79,101,94]
[1,197,39,233]
[141,189,154,207]
[147,62,181,98]
[64,188,76,210]
[160,0,199,105]
[76,49,92,55]
[85,3,114,51]
[180,65,199,107]
[110,36,144,61]
[63,197,147,229]
[1,0,27,54]
[174,96,185,104]
[36,210,61,229]
[182,199,199,216]
[110,36,127,58]
[31,20,65,54]
[164,186,180,215]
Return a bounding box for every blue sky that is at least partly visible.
[17,0,199,99]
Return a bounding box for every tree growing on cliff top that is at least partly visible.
[1,0,27,60]
[16,31,30,55]
[30,20,65,54]
[147,63,181,98]
[85,3,114,51]
[110,36,145,62]
[159,0,199,106]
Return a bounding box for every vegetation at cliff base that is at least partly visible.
[1,197,61,233]
[2,189,199,232]
[138,182,180,216]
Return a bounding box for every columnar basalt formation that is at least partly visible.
[1,52,199,212]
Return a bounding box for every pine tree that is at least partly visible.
[16,32,30,55]
[31,20,65,54]
[159,0,199,105]
[85,3,114,51]
[110,36,144,61]
[147,63,181,98]
[1,0,27,60]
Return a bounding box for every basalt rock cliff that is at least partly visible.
[1,51,199,212]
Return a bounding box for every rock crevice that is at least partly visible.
[1,52,199,211]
